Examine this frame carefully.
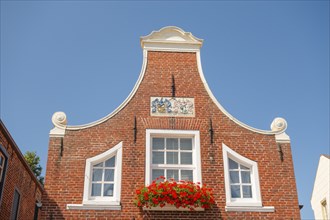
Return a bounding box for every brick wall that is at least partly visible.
[0,121,43,220]
[42,51,300,219]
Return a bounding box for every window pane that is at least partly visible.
[104,169,114,181]
[243,185,252,198]
[166,152,178,164]
[152,169,164,181]
[181,170,193,181]
[167,170,179,181]
[152,152,164,164]
[11,190,20,220]
[240,164,249,170]
[229,171,239,183]
[241,171,251,183]
[153,138,164,150]
[105,157,115,167]
[103,184,114,197]
[231,185,241,198]
[91,183,101,196]
[229,158,238,169]
[180,152,192,164]
[92,169,103,181]
[93,162,103,167]
[180,138,192,150]
[166,138,178,150]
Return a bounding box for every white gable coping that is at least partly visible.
[50,26,289,141]
[140,26,203,52]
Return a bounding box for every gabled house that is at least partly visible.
[42,26,300,219]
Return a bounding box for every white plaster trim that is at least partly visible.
[140,26,203,52]
[196,52,288,135]
[49,126,66,137]
[82,142,123,205]
[275,132,290,143]
[66,203,121,210]
[143,42,201,53]
[143,206,204,211]
[222,143,262,208]
[225,206,275,212]
[145,129,202,185]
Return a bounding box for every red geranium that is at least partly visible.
[133,176,215,210]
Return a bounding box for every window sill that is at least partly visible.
[66,203,121,210]
[225,206,275,212]
[143,205,204,211]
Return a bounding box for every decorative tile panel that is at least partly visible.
[150,97,195,117]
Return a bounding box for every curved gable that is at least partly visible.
[50,26,288,140]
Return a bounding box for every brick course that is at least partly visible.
[42,50,300,219]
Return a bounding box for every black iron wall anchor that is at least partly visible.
[60,137,64,157]
[277,143,284,162]
[209,118,214,144]
[171,74,176,97]
[133,116,137,144]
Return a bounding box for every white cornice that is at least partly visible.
[141,26,203,52]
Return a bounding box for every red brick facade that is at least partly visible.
[42,27,300,219]
[0,120,43,220]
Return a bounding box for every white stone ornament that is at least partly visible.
[270,117,287,132]
[52,112,67,127]
[50,112,67,137]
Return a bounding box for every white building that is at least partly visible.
[311,154,330,220]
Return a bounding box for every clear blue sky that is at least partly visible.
[0,1,328,219]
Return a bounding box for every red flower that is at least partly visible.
[133,177,215,211]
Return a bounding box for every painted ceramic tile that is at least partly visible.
[150,97,195,117]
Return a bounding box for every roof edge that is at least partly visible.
[195,51,288,136]
[0,120,44,191]
[50,26,289,137]
[50,49,148,133]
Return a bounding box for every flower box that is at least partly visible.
[142,205,204,212]
[134,177,215,211]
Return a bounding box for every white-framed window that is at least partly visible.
[67,142,122,210]
[146,129,201,185]
[83,142,122,205]
[222,143,274,212]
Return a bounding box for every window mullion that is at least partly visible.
[238,165,243,198]
[164,138,167,165]
[101,163,105,197]
[178,138,181,165]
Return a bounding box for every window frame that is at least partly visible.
[83,142,122,206]
[0,145,8,206]
[222,143,264,209]
[146,129,201,185]
[11,188,21,220]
